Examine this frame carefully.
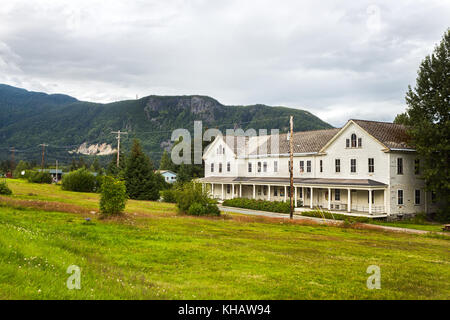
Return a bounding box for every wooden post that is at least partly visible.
[328,187,331,210]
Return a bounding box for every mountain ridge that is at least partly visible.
[0,84,333,164]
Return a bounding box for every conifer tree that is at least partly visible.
[396,29,450,220]
[124,139,162,200]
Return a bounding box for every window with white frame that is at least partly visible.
[368,158,374,173]
[257,162,262,173]
[335,189,340,201]
[263,162,267,172]
[397,158,403,175]
[398,189,403,205]
[350,159,356,173]
[307,160,311,173]
[299,161,304,173]
[211,163,214,172]
[219,163,222,173]
[335,159,340,173]
[274,161,278,172]
[351,134,357,148]
[415,189,421,205]
[227,162,230,172]
[320,160,323,173]
[248,162,252,173]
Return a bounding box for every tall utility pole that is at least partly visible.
[39,143,48,169]
[111,130,128,167]
[55,160,58,183]
[289,116,294,219]
[9,147,15,171]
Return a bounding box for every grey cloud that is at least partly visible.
[0,0,448,126]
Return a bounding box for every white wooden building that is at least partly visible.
[199,119,437,217]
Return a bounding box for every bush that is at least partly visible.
[0,181,12,195]
[62,168,97,192]
[99,176,127,216]
[160,188,177,203]
[27,171,52,184]
[222,198,290,213]
[175,182,220,216]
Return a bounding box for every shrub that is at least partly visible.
[222,198,290,214]
[175,182,220,216]
[99,176,127,216]
[27,171,52,184]
[62,168,97,192]
[160,188,177,203]
[188,202,207,216]
[0,181,12,195]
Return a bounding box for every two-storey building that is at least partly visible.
[199,119,436,217]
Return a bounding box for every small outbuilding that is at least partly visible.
[156,170,177,184]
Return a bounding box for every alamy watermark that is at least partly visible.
[66,265,81,290]
[170,121,280,165]
[366,265,381,289]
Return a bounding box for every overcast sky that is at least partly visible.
[0,0,449,126]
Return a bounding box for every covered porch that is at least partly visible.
[199,177,388,216]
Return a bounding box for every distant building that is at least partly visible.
[156,170,177,183]
[38,169,64,181]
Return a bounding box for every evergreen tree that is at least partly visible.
[124,139,161,200]
[397,29,450,220]
[106,152,125,176]
[176,163,191,183]
[91,157,101,172]
[69,159,78,172]
[13,160,30,178]
[159,150,173,170]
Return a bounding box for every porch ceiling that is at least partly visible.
[199,176,387,188]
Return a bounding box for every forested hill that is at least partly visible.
[0,84,332,164]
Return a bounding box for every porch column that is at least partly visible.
[232,184,235,199]
[302,187,305,201]
[294,187,298,207]
[239,184,242,198]
[221,184,224,200]
[253,184,256,199]
[347,188,351,213]
[368,189,372,214]
[310,187,313,208]
[328,187,331,210]
[384,189,388,214]
[424,191,428,214]
[268,185,271,201]
[284,186,287,202]
[211,183,214,197]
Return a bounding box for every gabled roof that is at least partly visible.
[223,128,340,156]
[351,119,413,149]
[209,119,413,158]
[155,170,176,175]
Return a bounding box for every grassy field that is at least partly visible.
[0,179,449,299]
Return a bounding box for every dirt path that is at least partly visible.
[219,205,448,236]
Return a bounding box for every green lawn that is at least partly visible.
[0,180,449,299]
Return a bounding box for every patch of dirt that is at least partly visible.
[0,196,91,214]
